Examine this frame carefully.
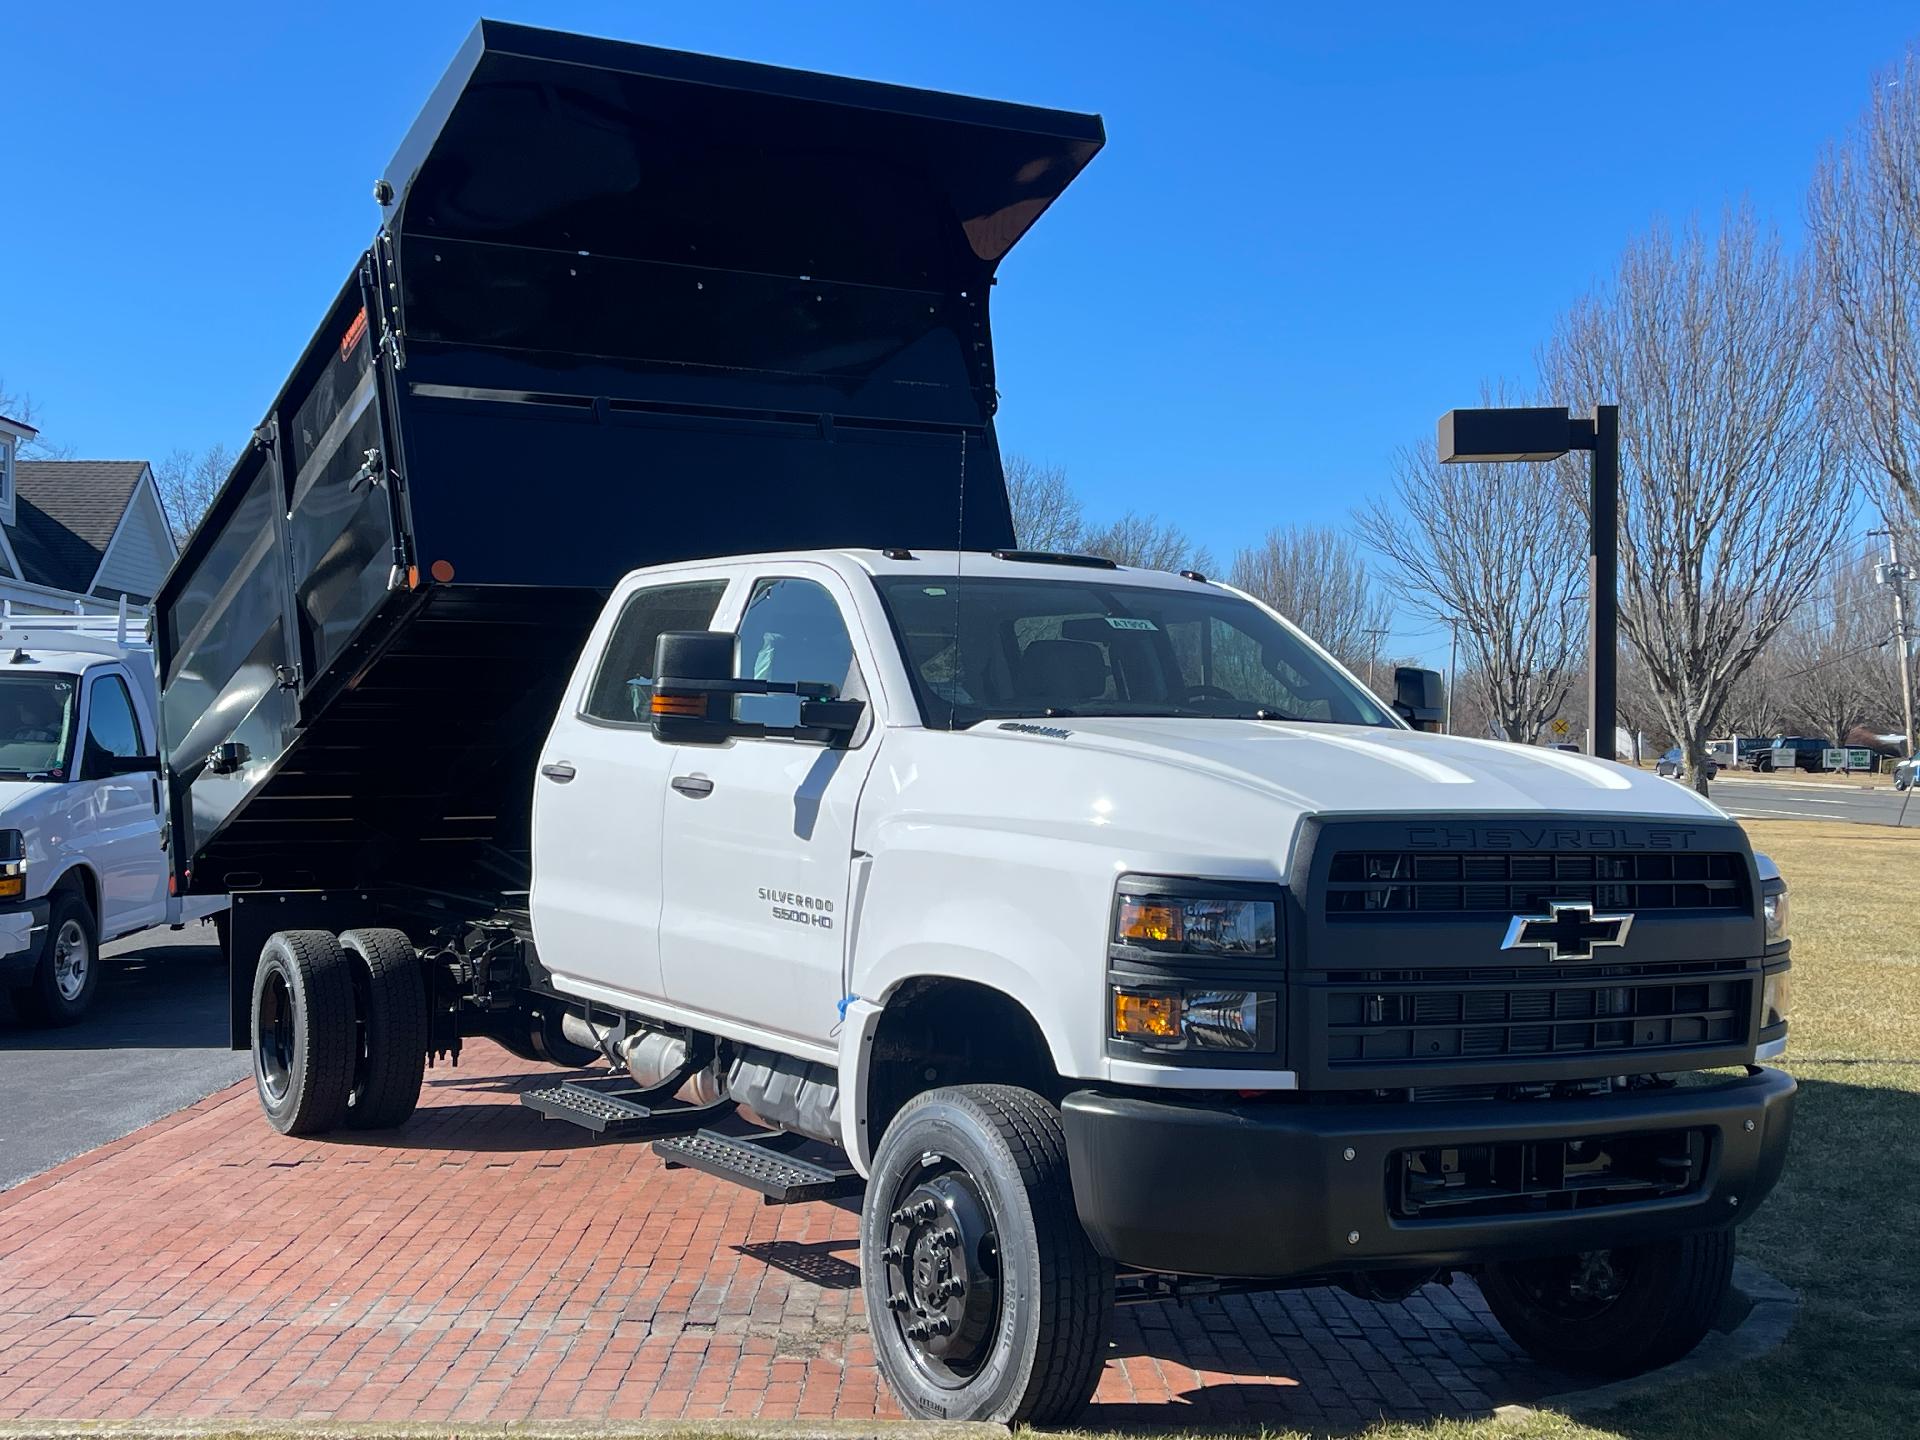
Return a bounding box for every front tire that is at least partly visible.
[861,1084,1111,1425]
[339,928,427,1129]
[251,930,355,1135]
[1478,1230,1735,1376]
[10,890,101,1027]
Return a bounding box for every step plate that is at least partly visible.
[653,1128,863,1205]
[520,1080,719,1136]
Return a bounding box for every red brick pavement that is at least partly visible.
[0,1043,1574,1431]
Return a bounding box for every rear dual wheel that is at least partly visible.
[251,928,426,1135]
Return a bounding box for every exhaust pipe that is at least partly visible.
[560,1013,723,1106]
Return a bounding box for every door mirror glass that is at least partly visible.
[1392,666,1445,733]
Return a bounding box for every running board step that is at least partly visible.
[521,1077,723,1136]
[652,1128,864,1205]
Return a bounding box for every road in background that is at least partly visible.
[0,922,247,1190]
[1710,774,1919,827]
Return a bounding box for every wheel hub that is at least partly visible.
[879,1162,1001,1383]
[52,919,88,1002]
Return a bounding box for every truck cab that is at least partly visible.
[0,613,226,1024]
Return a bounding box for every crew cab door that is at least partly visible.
[77,666,167,937]
[658,571,882,1049]
[531,575,732,1004]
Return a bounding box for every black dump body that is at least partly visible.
[156,20,1101,900]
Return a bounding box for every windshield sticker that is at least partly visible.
[1105,617,1157,631]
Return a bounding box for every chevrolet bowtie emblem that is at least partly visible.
[1500,900,1633,963]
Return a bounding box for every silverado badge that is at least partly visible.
[1500,901,1633,963]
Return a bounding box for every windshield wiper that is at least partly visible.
[1255,707,1304,722]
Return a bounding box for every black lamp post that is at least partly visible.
[1436,405,1619,760]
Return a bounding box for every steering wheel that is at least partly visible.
[1182,684,1237,702]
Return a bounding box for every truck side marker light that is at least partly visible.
[429,560,455,583]
[406,565,420,590]
[651,694,705,717]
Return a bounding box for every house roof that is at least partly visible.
[0,413,38,438]
[11,460,151,596]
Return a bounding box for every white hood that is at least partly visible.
[978,717,1727,821]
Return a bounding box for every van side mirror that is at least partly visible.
[1392,667,1445,733]
[650,631,864,746]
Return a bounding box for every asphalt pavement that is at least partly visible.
[1709,773,1920,827]
[0,920,249,1190]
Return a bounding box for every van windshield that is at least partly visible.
[0,673,77,779]
[873,575,1395,730]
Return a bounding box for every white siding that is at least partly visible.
[92,482,176,601]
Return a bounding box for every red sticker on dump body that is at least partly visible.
[339,307,368,361]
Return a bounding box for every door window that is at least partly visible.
[735,577,859,728]
[83,674,144,777]
[583,580,730,725]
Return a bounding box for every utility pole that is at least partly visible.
[1874,525,1918,760]
[1362,626,1391,694]
[1445,619,1460,734]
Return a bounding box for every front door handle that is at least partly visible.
[540,761,577,783]
[670,774,714,799]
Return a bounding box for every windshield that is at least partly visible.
[873,575,1395,729]
[0,673,77,779]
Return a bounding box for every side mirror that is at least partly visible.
[1392,667,1445,733]
[650,631,739,746]
[649,631,866,747]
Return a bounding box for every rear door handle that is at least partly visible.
[670,775,714,799]
[540,761,577,783]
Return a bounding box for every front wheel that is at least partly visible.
[861,1085,1112,1425]
[1478,1230,1734,1376]
[9,890,100,1027]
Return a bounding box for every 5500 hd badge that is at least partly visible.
[760,887,835,929]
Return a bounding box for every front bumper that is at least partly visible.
[1061,1066,1795,1279]
[0,898,49,985]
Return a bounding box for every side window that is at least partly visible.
[582,580,729,724]
[84,674,144,776]
[735,577,858,729]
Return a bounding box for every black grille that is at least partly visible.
[1325,962,1752,1067]
[1326,850,1747,917]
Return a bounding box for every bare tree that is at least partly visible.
[1227,525,1394,674]
[1776,555,1883,746]
[1003,454,1085,552]
[0,378,76,459]
[1080,511,1211,573]
[1543,211,1846,793]
[1360,441,1586,745]
[154,443,234,545]
[1807,53,1920,521]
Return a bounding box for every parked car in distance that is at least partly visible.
[1895,755,1917,791]
[1656,746,1718,780]
[1748,737,1832,773]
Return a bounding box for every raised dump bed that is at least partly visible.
[155,20,1102,900]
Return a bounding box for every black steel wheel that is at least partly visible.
[860,1085,1111,1424]
[1479,1230,1735,1376]
[250,930,355,1135]
[339,928,428,1130]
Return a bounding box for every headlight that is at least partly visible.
[0,829,24,902]
[1762,884,1789,945]
[1762,970,1792,1029]
[1111,985,1278,1053]
[1114,887,1276,956]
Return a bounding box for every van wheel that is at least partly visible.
[861,1085,1112,1424]
[251,930,355,1135]
[339,929,427,1129]
[1478,1230,1735,1376]
[10,891,100,1027]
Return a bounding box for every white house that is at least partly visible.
[0,413,179,616]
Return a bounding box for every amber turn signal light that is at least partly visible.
[1112,989,1180,1039]
[1117,899,1183,944]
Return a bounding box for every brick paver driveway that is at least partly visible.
[0,1042,1578,1431]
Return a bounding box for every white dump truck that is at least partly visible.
[156,23,1794,1424]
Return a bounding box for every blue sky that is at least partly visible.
[4,2,1913,659]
